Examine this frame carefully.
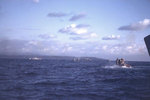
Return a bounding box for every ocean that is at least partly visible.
[0,57,150,100]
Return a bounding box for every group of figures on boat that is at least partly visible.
[116,58,131,67]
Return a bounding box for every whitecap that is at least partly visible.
[103,65,132,69]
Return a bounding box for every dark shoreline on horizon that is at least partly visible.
[0,55,149,63]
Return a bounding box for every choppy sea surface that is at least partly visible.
[0,58,150,100]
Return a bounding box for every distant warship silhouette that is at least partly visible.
[144,35,150,56]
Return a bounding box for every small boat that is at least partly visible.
[116,58,131,68]
[29,57,42,60]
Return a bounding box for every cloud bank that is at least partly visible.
[101,43,146,55]
[118,19,150,31]
[0,38,148,61]
[102,35,120,40]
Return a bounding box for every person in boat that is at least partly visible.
[116,58,119,65]
[116,58,125,66]
[118,59,121,65]
[116,58,131,67]
[117,59,121,66]
[120,58,125,66]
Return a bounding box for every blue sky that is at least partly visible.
[0,0,150,61]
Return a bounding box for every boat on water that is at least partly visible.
[29,57,42,60]
[116,58,131,68]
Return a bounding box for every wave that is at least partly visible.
[32,80,68,86]
[103,65,132,69]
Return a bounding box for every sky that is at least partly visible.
[0,0,150,61]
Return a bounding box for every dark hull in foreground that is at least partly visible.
[144,35,150,56]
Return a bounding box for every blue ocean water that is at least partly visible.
[0,58,150,100]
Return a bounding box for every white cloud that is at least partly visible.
[90,33,98,38]
[119,19,150,31]
[62,44,73,53]
[28,40,38,45]
[102,45,108,50]
[76,29,87,35]
[33,0,39,3]
[125,44,146,54]
[70,33,98,40]
[67,47,72,51]
[59,24,98,40]
[39,34,57,40]
[59,24,88,35]
[102,35,120,40]
[101,43,146,55]
[43,48,49,52]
